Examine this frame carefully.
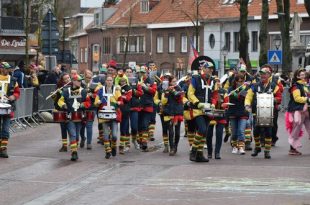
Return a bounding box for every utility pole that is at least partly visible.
[25,0,30,67]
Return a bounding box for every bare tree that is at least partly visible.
[259,0,269,66]
[122,1,134,69]
[305,0,310,16]
[236,0,252,70]
[276,0,292,73]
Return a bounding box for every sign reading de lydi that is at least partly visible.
[0,38,26,48]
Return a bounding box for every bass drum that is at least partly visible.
[256,93,274,126]
[85,110,95,121]
[70,111,83,122]
[53,111,67,123]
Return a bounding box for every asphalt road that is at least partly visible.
[0,113,310,205]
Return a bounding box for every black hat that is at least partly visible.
[191,56,216,71]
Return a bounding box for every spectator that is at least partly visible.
[13,61,27,88]
[44,66,62,84]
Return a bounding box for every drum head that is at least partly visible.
[0,103,11,108]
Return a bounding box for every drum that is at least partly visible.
[85,110,95,121]
[206,109,225,118]
[98,110,117,120]
[70,111,83,122]
[53,111,67,123]
[256,93,274,126]
[0,103,11,115]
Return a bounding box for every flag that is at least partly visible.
[188,38,199,70]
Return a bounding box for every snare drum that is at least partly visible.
[53,111,67,123]
[85,110,95,121]
[98,110,117,120]
[256,93,274,126]
[206,109,225,118]
[0,103,11,115]
[70,111,83,122]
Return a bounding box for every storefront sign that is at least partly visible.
[0,38,26,48]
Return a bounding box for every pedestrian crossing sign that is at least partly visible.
[268,50,282,65]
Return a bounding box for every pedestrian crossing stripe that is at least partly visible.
[270,53,281,63]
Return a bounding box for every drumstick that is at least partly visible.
[46,81,71,100]
[227,82,250,97]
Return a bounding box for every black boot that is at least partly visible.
[245,141,252,151]
[111,148,117,156]
[195,151,209,162]
[189,148,197,161]
[169,147,175,156]
[59,145,68,152]
[141,143,148,152]
[224,133,230,143]
[271,137,279,147]
[71,151,78,161]
[251,148,261,157]
[264,151,271,159]
[80,138,85,148]
[0,149,8,158]
[215,153,221,159]
[105,152,111,159]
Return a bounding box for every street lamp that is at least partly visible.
[273,35,281,72]
[274,35,281,50]
[222,47,228,77]
[62,16,71,64]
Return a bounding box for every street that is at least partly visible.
[1,113,310,205]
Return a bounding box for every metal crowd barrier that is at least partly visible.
[10,84,57,132]
[280,87,290,112]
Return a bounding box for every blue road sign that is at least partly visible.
[268,50,282,65]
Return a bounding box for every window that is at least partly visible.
[297,0,304,4]
[168,35,175,53]
[252,31,258,52]
[224,32,231,51]
[84,48,88,63]
[77,17,83,32]
[94,13,100,26]
[103,37,111,54]
[193,35,200,52]
[118,36,145,54]
[209,34,215,49]
[233,32,239,52]
[80,48,83,63]
[157,36,163,53]
[1,0,24,17]
[140,0,149,13]
[181,34,187,53]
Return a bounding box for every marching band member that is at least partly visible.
[161,75,184,156]
[154,72,171,153]
[119,75,132,154]
[126,67,143,149]
[206,77,228,159]
[53,73,71,152]
[137,66,157,151]
[271,72,284,146]
[188,60,218,162]
[147,62,160,142]
[226,74,249,155]
[58,74,91,161]
[0,62,20,158]
[287,68,310,155]
[95,76,123,159]
[80,70,97,150]
[245,65,282,159]
[182,74,196,149]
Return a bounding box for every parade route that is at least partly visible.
[1,113,310,205]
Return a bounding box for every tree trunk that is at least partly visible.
[259,0,269,67]
[276,0,292,73]
[122,5,133,69]
[238,0,252,70]
[305,0,310,16]
[25,0,30,67]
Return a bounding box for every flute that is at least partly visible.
[227,82,250,97]
[46,81,71,100]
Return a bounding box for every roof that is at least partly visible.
[104,0,308,27]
